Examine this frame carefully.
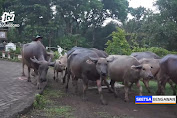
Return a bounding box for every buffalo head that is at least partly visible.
[30,56,55,82]
[131,64,154,79]
[87,56,114,77]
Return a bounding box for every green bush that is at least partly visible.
[33,94,47,109]
[105,28,131,55]
[57,34,91,50]
[9,47,21,54]
[132,47,177,57]
[54,51,60,59]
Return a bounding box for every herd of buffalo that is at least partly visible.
[21,41,177,105]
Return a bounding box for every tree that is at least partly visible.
[105,28,131,55]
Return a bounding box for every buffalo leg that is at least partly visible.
[60,71,63,83]
[136,81,142,96]
[65,72,70,92]
[97,79,107,105]
[160,77,168,95]
[124,81,129,102]
[22,63,25,76]
[71,73,78,94]
[27,67,31,82]
[53,69,56,80]
[103,79,113,93]
[63,68,67,84]
[56,72,59,82]
[143,79,151,93]
[110,80,118,97]
[37,75,41,89]
[168,80,176,95]
[129,82,133,91]
[82,78,89,101]
[156,80,162,95]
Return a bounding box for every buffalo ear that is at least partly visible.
[107,56,114,62]
[48,61,55,67]
[131,65,142,70]
[48,57,51,63]
[58,60,61,64]
[86,59,94,64]
[89,57,98,64]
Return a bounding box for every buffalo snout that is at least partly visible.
[148,74,154,79]
[101,72,107,77]
[40,77,47,82]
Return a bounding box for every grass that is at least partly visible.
[43,87,65,99]
[20,81,75,118]
[131,80,177,95]
[33,94,48,109]
[94,112,133,118]
[95,112,112,118]
[46,106,75,118]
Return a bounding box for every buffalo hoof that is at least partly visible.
[53,76,55,80]
[37,85,41,89]
[108,88,114,93]
[27,78,31,82]
[114,93,118,98]
[62,79,65,84]
[101,100,108,105]
[82,97,88,101]
[124,99,129,102]
[22,73,25,77]
[31,71,35,76]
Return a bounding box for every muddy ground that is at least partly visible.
[20,68,177,118]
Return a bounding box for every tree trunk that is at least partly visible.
[92,27,95,47]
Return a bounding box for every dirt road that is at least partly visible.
[23,68,177,118]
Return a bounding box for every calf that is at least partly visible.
[107,55,153,102]
[53,60,66,82]
[139,58,176,95]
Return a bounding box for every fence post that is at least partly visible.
[2,51,5,58]
[8,52,10,59]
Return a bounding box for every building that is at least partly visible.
[0,29,7,50]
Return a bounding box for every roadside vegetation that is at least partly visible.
[19,79,75,118]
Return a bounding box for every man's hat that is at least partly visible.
[35,35,43,39]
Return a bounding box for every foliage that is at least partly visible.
[105,28,131,55]
[57,34,92,50]
[2,0,177,53]
[85,21,118,49]
[132,47,177,57]
[53,51,60,60]
[46,106,74,118]
[33,94,47,109]
[123,0,177,51]
[9,47,21,54]
[1,0,129,50]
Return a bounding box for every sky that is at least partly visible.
[103,0,157,26]
[129,0,157,10]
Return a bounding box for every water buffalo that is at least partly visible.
[157,54,177,95]
[53,55,67,82]
[138,58,160,93]
[66,47,113,105]
[107,55,153,102]
[130,51,160,60]
[22,41,55,89]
